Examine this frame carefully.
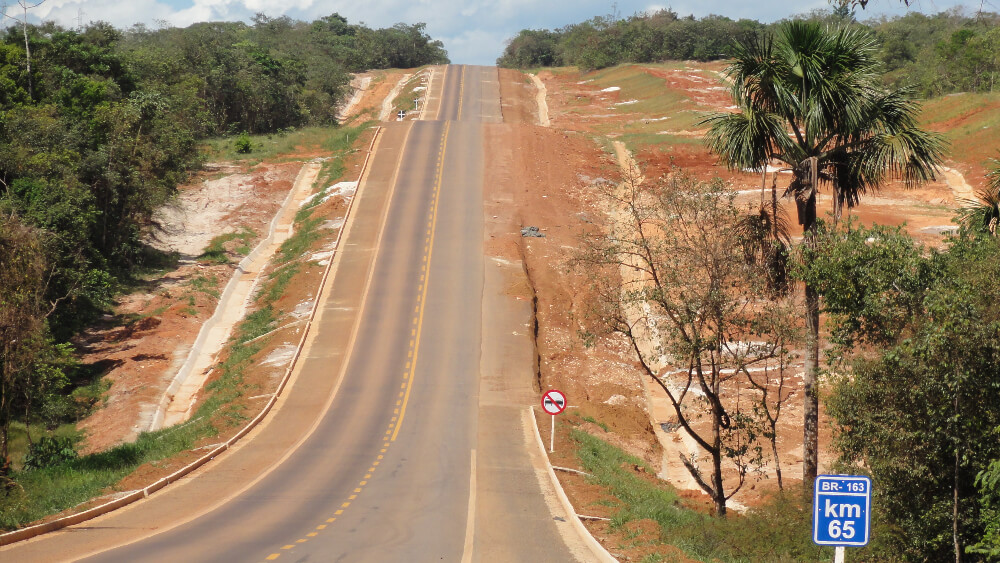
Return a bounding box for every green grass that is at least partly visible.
[393,70,430,117]
[586,63,695,116]
[197,228,256,264]
[5,423,81,471]
[202,126,350,164]
[70,376,112,414]
[0,302,278,531]
[564,63,717,155]
[277,215,323,264]
[259,263,302,304]
[570,428,832,562]
[315,121,373,188]
[573,428,696,532]
[0,415,216,529]
[190,274,221,299]
[581,415,610,432]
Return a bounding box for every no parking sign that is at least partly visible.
[541,389,566,453]
[541,389,567,415]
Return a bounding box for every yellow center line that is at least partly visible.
[393,120,451,441]
[268,80,459,553]
[456,66,466,121]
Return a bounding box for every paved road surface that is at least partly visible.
[2,65,587,563]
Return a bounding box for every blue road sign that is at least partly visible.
[813,475,871,547]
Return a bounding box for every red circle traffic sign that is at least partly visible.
[541,389,567,415]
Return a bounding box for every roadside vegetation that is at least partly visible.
[0,116,373,530]
[0,8,445,487]
[568,423,831,562]
[542,7,1000,561]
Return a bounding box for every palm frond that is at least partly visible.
[957,189,1000,235]
[736,188,792,295]
[959,157,1000,235]
[702,108,790,172]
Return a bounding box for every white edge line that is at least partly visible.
[461,448,477,563]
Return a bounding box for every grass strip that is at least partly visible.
[198,228,256,264]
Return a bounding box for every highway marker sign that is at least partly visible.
[813,474,871,561]
[541,389,567,453]
[542,389,567,415]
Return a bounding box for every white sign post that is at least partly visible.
[397,110,406,121]
[541,389,567,453]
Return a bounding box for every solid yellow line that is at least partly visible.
[393,120,450,441]
[457,66,466,120]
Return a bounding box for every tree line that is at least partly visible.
[0,12,447,475]
[497,6,1000,98]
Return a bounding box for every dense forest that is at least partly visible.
[497,7,1000,97]
[0,12,447,473]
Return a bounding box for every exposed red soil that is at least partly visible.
[493,62,989,553]
[77,163,300,454]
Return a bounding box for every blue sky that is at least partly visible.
[21,0,988,65]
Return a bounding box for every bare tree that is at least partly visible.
[575,168,797,515]
[1,0,46,100]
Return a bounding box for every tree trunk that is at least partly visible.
[0,363,8,477]
[803,282,820,489]
[772,419,783,490]
[800,169,820,491]
[712,403,727,517]
[21,3,33,101]
[953,388,962,563]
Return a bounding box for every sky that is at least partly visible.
[14,0,991,65]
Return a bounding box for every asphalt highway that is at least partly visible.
[0,65,587,563]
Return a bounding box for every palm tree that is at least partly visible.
[703,21,946,489]
[958,157,1000,235]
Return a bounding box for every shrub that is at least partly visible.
[22,436,78,470]
[234,132,253,154]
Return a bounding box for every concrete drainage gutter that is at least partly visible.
[528,406,619,563]
[149,161,322,431]
[0,127,383,547]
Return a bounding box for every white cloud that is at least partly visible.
[32,0,176,28]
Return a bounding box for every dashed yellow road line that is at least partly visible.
[393,120,450,442]
[457,66,466,120]
[264,113,453,563]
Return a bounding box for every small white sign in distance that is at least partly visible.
[542,389,567,415]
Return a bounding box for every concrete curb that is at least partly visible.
[0,126,383,548]
[528,406,618,563]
